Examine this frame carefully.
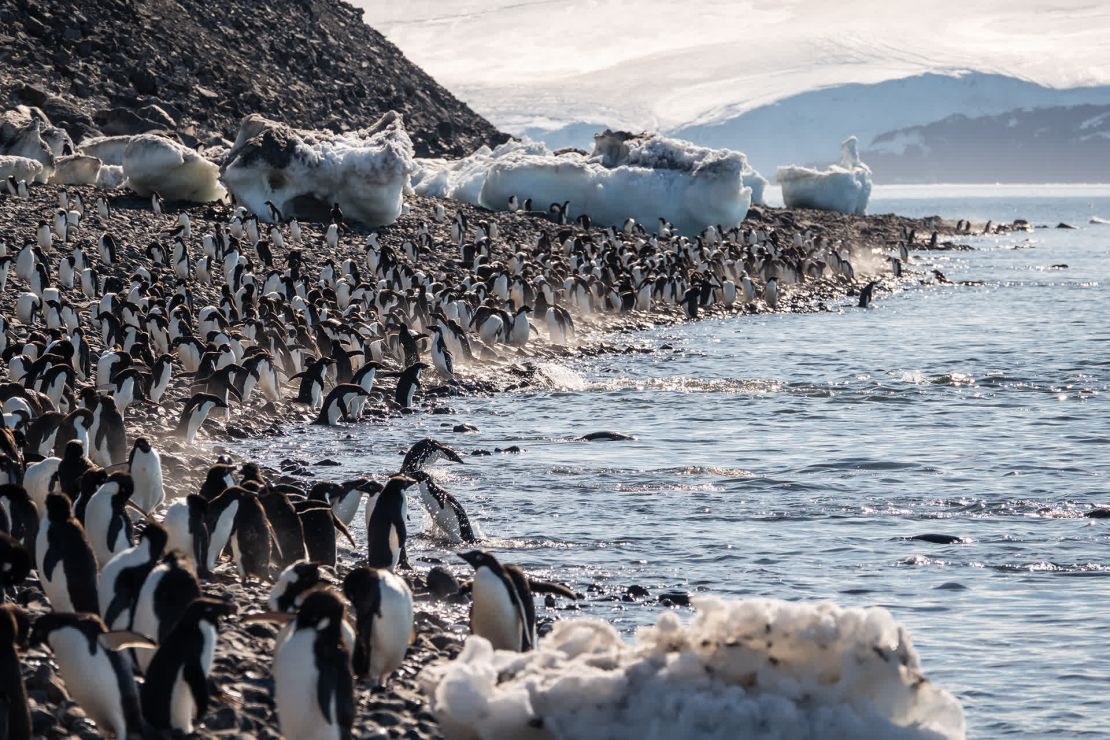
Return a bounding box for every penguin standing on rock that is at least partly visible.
[292,357,333,409]
[394,362,428,409]
[140,597,236,733]
[313,383,371,426]
[175,392,227,444]
[83,472,135,568]
[342,566,414,685]
[458,550,576,652]
[29,612,147,739]
[99,523,167,633]
[35,493,99,613]
[270,589,354,740]
[162,495,210,574]
[132,551,201,674]
[127,438,163,514]
[366,475,416,570]
[268,560,331,613]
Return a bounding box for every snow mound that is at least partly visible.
[777,137,872,215]
[0,155,44,183]
[221,111,414,225]
[96,165,126,190]
[413,131,759,234]
[424,596,964,740]
[50,154,103,186]
[122,134,225,202]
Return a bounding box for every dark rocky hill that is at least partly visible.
[0,0,508,156]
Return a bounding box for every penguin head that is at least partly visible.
[133,437,153,454]
[140,522,169,557]
[44,492,73,523]
[459,549,499,571]
[295,587,346,631]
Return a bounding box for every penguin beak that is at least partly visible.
[458,550,483,568]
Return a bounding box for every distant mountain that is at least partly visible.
[0,0,507,156]
[669,72,1110,179]
[864,104,1110,183]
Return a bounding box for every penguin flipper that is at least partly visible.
[528,579,577,600]
[445,493,477,543]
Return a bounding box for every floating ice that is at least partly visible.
[413,131,761,234]
[777,137,872,215]
[424,596,964,740]
[0,155,44,183]
[220,111,414,225]
[122,134,225,202]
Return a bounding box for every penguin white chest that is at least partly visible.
[471,568,524,651]
[275,629,337,740]
[50,630,127,737]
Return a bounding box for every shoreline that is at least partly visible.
[0,182,1008,738]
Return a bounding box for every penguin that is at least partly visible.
[83,472,135,568]
[28,612,147,739]
[296,499,354,568]
[140,598,236,733]
[0,604,31,740]
[313,383,371,426]
[292,357,333,409]
[330,478,381,528]
[268,560,331,613]
[99,523,168,633]
[458,550,576,652]
[127,438,163,514]
[858,280,878,308]
[162,495,209,574]
[271,589,354,740]
[400,438,465,473]
[764,276,779,309]
[394,362,428,409]
[342,566,414,685]
[365,475,416,570]
[35,493,99,613]
[408,470,478,544]
[91,395,128,467]
[54,438,95,497]
[132,551,201,674]
[259,487,308,569]
[429,327,455,381]
[174,392,227,444]
[229,488,276,581]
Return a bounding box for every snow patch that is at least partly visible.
[424,596,964,740]
[220,111,414,225]
[50,154,103,186]
[777,137,872,215]
[122,134,225,202]
[414,130,760,235]
[0,155,44,183]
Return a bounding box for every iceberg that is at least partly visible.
[777,136,872,215]
[413,130,762,235]
[122,134,225,202]
[424,596,965,740]
[220,111,414,225]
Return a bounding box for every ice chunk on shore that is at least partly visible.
[413,131,761,234]
[0,108,59,182]
[50,154,103,186]
[221,111,414,225]
[122,134,225,202]
[78,134,139,166]
[0,155,44,183]
[777,137,872,215]
[424,596,964,740]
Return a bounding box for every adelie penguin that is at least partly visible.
[84,472,136,567]
[29,612,147,739]
[292,357,334,409]
[408,470,478,544]
[459,550,576,652]
[0,604,31,740]
[400,437,464,473]
[35,493,100,613]
[296,498,355,567]
[342,565,414,685]
[366,475,417,570]
[313,383,371,426]
[394,362,429,410]
[270,589,354,740]
[858,280,879,308]
[132,551,201,674]
[99,523,168,633]
[268,560,332,613]
[127,437,163,514]
[175,392,227,444]
[140,597,236,734]
[162,494,210,573]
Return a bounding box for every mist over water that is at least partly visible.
[231,187,1110,736]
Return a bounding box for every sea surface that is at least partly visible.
[231,185,1110,737]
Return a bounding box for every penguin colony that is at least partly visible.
[0,179,949,738]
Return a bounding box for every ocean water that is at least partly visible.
[231,185,1110,737]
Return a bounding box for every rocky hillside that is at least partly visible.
[0,0,507,157]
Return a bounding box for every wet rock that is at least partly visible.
[128,69,158,96]
[906,534,967,544]
[627,584,650,598]
[578,431,635,441]
[657,590,691,606]
[314,458,341,466]
[452,423,478,433]
[425,566,459,599]
[495,445,522,454]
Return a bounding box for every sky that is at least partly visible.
[354,0,1110,134]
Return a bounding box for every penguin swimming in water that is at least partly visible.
[29,612,147,739]
[408,470,477,544]
[394,362,428,409]
[0,604,31,740]
[342,566,414,685]
[313,383,371,426]
[399,438,464,474]
[458,550,576,652]
[366,475,416,570]
[140,597,236,733]
[271,589,354,740]
[127,438,163,514]
[175,392,227,444]
[35,493,99,613]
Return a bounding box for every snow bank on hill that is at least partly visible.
[122,134,225,202]
[413,130,762,234]
[424,596,964,740]
[220,111,414,226]
[777,137,872,215]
